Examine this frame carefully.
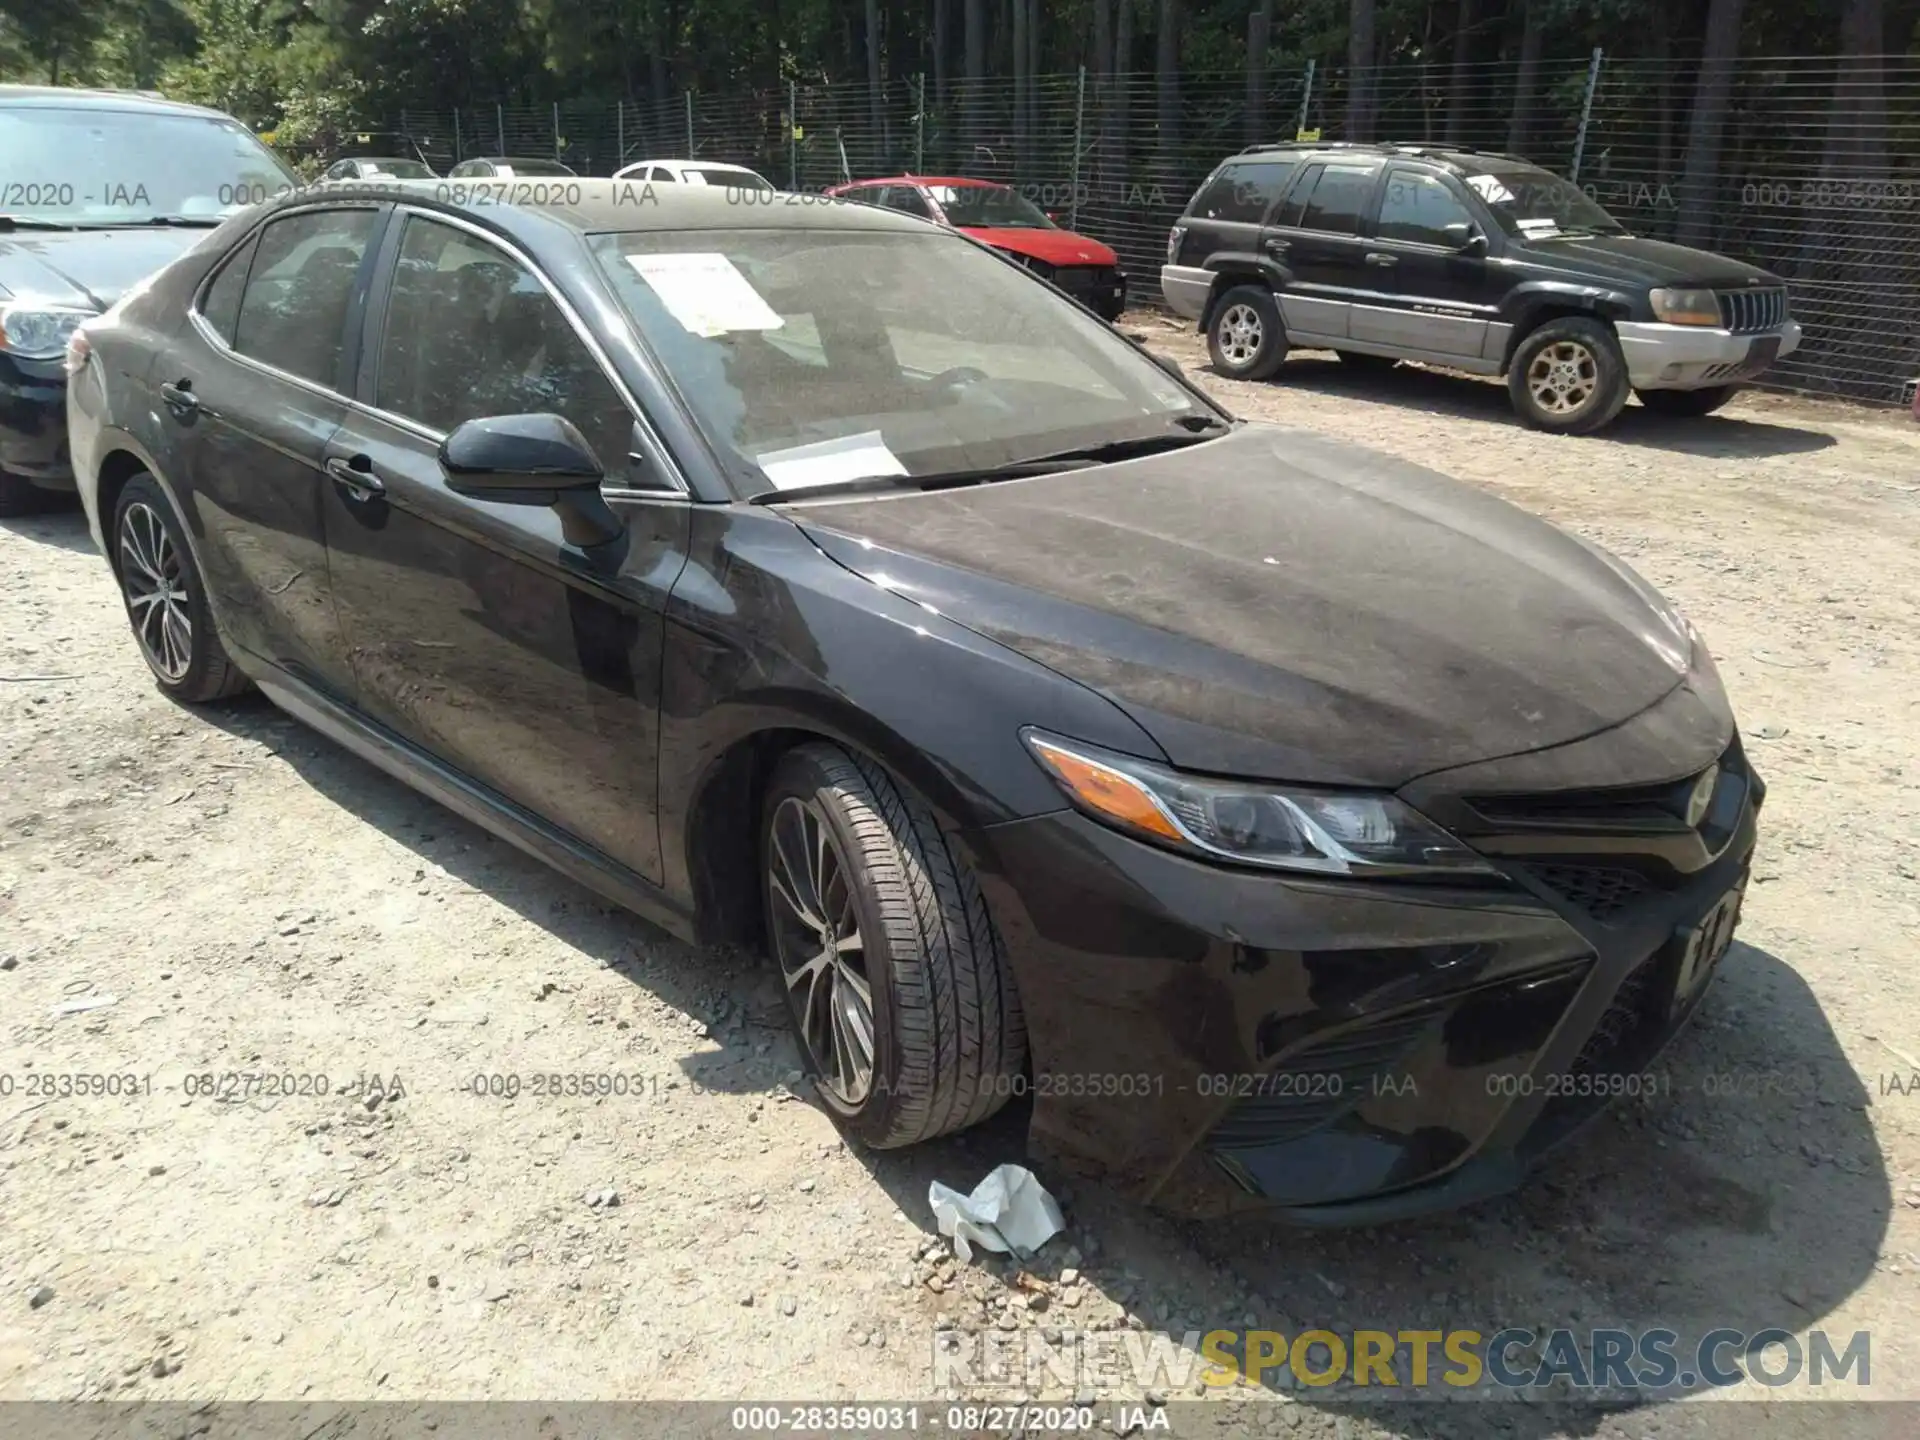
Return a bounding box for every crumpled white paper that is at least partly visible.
[928,1163,1066,1263]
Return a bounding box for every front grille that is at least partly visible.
[1208,1005,1439,1148]
[1520,864,1655,922]
[1051,265,1114,293]
[1570,951,1663,1076]
[1716,287,1788,333]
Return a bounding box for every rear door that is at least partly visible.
[1264,158,1384,343]
[1347,164,1497,362]
[157,202,381,699]
[320,209,689,881]
[1174,156,1298,270]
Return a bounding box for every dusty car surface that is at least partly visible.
[67,181,1759,1221]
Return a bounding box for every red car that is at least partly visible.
[825,176,1127,321]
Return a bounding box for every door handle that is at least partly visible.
[159,380,199,419]
[1262,237,1289,254]
[1365,252,1399,266]
[325,454,385,501]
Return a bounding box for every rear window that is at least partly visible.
[1295,163,1380,235]
[1184,160,1298,224]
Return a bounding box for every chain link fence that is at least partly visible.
[333,52,1920,406]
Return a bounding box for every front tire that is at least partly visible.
[1508,317,1630,434]
[1636,384,1740,417]
[761,742,1026,1149]
[112,474,250,702]
[1206,284,1289,380]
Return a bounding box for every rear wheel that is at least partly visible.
[112,474,250,703]
[1636,384,1740,417]
[1336,350,1399,373]
[1206,284,1288,381]
[761,742,1026,1149]
[1507,317,1630,434]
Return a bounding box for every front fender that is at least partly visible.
[1198,255,1291,328]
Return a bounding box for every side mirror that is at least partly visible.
[1443,221,1487,255]
[439,413,622,549]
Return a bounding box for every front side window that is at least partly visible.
[375,216,632,469]
[590,227,1210,495]
[927,185,1052,228]
[0,105,295,225]
[686,166,772,191]
[1460,161,1627,239]
[1185,160,1298,224]
[1296,164,1380,235]
[1376,170,1475,246]
[231,208,377,388]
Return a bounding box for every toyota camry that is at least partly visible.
[66,181,1760,1221]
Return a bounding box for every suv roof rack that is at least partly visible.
[1234,140,1527,165]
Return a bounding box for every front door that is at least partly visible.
[1347,165,1500,363]
[156,203,381,699]
[321,210,688,881]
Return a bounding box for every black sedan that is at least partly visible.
[0,84,297,514]
[67,181,1760,1222]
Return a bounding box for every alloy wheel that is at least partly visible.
[1217,303,1264,367]
[767,795,876,1105]
[1526,341,1599,416]
[118,502,193,682]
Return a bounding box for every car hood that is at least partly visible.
[0,227,205,310]
[1508,232,1780,289]
[959,227,1120,268]
[793,425,1695,788]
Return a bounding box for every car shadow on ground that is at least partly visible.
[1,503,97,556]
[837,938,1887,1429]
[1261,358,1841,459]
[189,690,807,1094]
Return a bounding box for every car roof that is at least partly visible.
[633,159,763,170]
[338,156,423,165]
[0,83,232,120]
[843,176,1003,190]
[1231,141,1530,171]
[297,177,932,238]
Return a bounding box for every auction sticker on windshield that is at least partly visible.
[755,431,908,491]
[624,252,784,337]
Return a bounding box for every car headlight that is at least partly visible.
[1648,287,1722,327]
[0,304,96,360]
[1022,730,1496,878]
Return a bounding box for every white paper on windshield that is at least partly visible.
[1466,174,1515,205]
[1516,217,1563,238]
[624,252,784,338]
[755,431,908,492]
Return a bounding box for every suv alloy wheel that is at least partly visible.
[1508,317,1631,434]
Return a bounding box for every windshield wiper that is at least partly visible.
[136,216,224,228]
[0,215,79,231]
[745,417,1230,506]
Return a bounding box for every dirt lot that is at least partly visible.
[3,321,1919,1436]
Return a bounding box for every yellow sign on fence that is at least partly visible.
[1296,127,1322,142]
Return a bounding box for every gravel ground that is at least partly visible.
[3,316,1919,1437]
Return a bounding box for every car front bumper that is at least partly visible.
[1616,318,1802,391]
[0,354,74,491]
[1160,264,1212,322]
[966,701,1761,1223]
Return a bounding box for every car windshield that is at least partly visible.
[590,227,1209,496]
[0,105,296,225]
[357,159,434,178]
[684,166,773,191]
[1460,161,1628,238]
[929,185,1052,228]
